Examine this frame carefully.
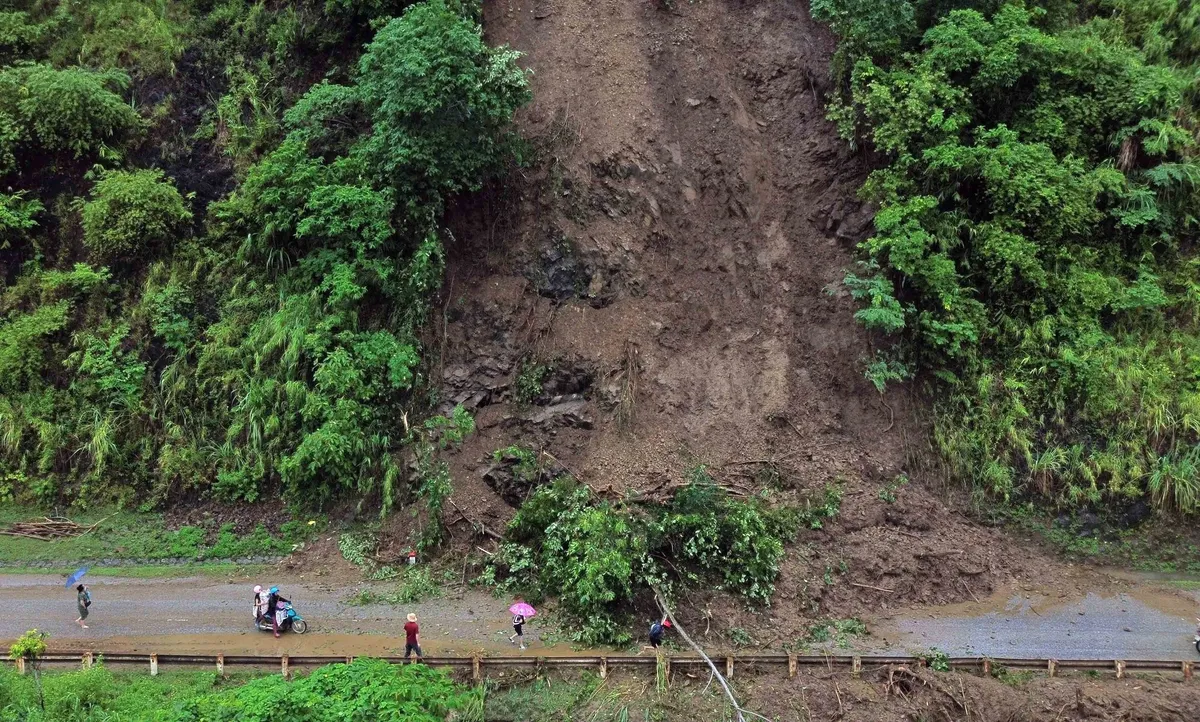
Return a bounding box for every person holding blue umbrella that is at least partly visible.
[75,584,92,629]
[66,567,90,629]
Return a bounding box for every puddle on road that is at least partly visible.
[869,580,1200,661]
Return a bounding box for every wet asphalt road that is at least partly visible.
[0,573,550,655]
[3,573,1200,660]
[871,588,1200,661]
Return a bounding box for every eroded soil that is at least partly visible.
[429,0,1065,641]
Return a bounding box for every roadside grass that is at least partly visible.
[0,563,272,579]
[0,506,324,568]
[484,673,739,722]
[1165,579,1200,590]
[0,666,266,719]
[976,501,1200,574]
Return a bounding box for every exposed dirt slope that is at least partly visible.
[429,0,1062,639]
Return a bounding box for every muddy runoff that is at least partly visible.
[868,573,1200,661]
[0,572,577,657]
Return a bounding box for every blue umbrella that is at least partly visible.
[64,566,88,589]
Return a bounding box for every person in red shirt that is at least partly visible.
[403,612,423,661]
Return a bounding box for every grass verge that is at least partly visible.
[0,505,323,566]
[0,563,272,579]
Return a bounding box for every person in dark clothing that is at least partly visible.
[641,615,671,654]
[75,584,91,629]
[509,613,526,650]
[267,586,290,638]
[403,613,423,661]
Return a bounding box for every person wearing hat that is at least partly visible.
[252,585,266,623]
[403,613,423,661]
[641,615,671,653]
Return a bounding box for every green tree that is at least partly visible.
[81,168,192,261]
[354,0,532,211]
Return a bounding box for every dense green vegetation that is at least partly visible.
[0,660,482,722]
[484,470,839,645]
[0,662,736,722]
[0,507,322,566]
[815,0,1200,513]
[0,0,527,511]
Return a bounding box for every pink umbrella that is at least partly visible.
[509,602,537,618]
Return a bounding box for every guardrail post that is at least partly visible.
[599,656,608,680]
[852,656,862,678]
[726,656,734,680]
[1047,659,1057,678]
[1184,661,1194,681]
[281,655,289,678]
[472,653,481,683]
[149,654,158,677]
[82,652,93,669]
[788,654,797,679]
[1114,660,1125,679]
[982,658,991,677]
[216,654,224,676]
[15,657,25,675]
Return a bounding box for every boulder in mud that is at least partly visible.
[482,447,567,506]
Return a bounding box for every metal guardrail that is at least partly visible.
[15,651,1198,682]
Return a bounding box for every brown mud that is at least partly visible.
[711,669,1200,722]
[427,0,1064,643]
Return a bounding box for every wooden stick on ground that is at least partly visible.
[850,582,895,593]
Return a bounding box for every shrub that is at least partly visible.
[171,658,480,722]
[0,191,43,248]
[489,477,802,644]
[355,0,532,206]
[0,64,143,173]
[81,169,192,260]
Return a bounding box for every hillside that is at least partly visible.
[2,0,1200,682]
[428,0,1057,640]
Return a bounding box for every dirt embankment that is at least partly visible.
[420,0,1066,644]
[718,668,1200,722]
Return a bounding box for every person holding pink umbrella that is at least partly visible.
[509,600,536,650]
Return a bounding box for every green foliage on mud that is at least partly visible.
[484,474,813,645]
[816,0,1200,514]
[0,0,528,511]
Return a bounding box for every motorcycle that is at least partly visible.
[255,602,308,634]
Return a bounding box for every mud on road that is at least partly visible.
[4,569,1199,662]
[0,572,565,657]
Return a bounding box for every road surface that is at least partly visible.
[2,571,1198,660]
[871,583,1200,660]
[0,572,553,656]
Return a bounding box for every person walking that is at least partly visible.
[403,613,423,662]
[510,612,526,650]
[75,584,91,629]
[640,615,670,654]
